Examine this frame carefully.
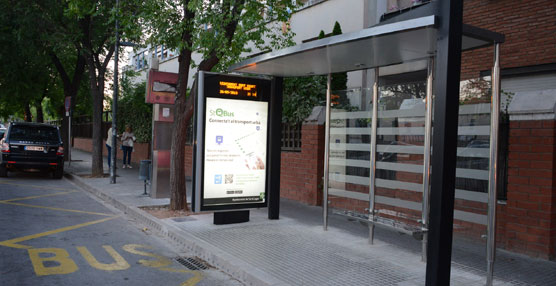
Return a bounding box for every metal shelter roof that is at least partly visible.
[228,15,504,77]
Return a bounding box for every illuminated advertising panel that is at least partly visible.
[192,72,271,212]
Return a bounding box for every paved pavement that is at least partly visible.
[63,149,556,286]
[0,173,242,286]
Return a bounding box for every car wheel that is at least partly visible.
[53,165,64,179]
[0,164,7,177]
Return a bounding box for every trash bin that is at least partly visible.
[139,160,151,181]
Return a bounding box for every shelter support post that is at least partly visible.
[268,77,283,220]
[422,57,434,262]
[425,1,464,285]
[323,74,331,230]
[486,43,500,286]
[368,68,379,244]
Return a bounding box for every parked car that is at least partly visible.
[0,122,64,178]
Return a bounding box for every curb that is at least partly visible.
[65,173,288,286]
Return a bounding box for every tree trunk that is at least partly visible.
[85,53,105,177]
[50,52,85,161]
[168,0,244,210]
[24,101,32,122]
[169,47,193,210]
[90,85,104,176]
[35,100,44,123]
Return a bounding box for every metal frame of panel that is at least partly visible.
[323,74,331,230]
[421,57,434,262]
[486,43,501,286]
[368,69,379,244]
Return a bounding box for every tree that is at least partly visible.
[0,0,63,122]
[141,0,297,210]
[119,77,151,142]
[329,21,348,107]
[65,0,140,176]
[282,76,326,124]
[0,0,91,159]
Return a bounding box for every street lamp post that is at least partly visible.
[110,0,137,184]
[110,0,120,184]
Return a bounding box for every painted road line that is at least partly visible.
[0,216,118,249]
[121,244,173,268]
[0,181,76,192]
[159,267,204,286]
[0,190,79,202]
[0,201,114,216]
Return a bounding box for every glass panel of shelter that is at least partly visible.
[326,63,493,261]
[375,70,427,232]
[328,88,373,218]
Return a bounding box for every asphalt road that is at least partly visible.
[0,172,242,286]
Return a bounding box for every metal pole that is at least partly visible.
[425,1,464,284]
[486,43,500,286]
[68,113,72,166]
[110,0,120,184]
[323,74,331,231]
[368,68,379,244]
[421,57,434,262]
[268,77,283,220]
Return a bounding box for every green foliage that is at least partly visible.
[282,76,327,124]
[329,22,348,107]
[332,21,342,35]
[282,21,352,123]
[117,80,151,143]
[140,0,298,72]
[0,0,62,121]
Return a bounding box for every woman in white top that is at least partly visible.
[106,127,113,168]
[121,125,136,168]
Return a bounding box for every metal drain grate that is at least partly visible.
[175,257,209,270]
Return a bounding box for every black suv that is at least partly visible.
[0,122,64,179]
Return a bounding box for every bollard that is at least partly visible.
[139,160,151,196]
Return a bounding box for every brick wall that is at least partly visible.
[72,137,150,165]
[280,124,325,205]
[500,120,556,259]
[461,0,556,80]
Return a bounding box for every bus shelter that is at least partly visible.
[229,10,503,286]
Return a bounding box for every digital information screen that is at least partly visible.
[193,72,271,212]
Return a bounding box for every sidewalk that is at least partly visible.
[65,149,556,286]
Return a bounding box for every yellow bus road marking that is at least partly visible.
[0,190,78,202]
[77,245,130,271]
[0,201,113,217]
[0,181,75,192]
[0,216,119,249]
[159,267,204,286]
[28,248,79,276]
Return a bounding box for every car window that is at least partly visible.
[9,125,59,142]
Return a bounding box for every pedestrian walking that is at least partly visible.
[121,125,136,168]
[106,126,113,168]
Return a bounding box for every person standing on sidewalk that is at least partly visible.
[121,125,136,168]
[106,126,113,168]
